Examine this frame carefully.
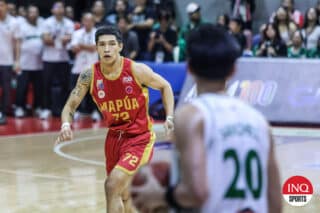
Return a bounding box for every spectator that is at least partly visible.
[18,5,26,18]
[147,10,177,62]
[230,0,255,30]
[229,16,247,53]
[117,15,139,59]
[7,2,16,16]
[302,8,320,52]
[65,6,81,30]
[129,0,155,60]
[0,0,21,124]
[91,0,108,27]
[106,0,131,25]
[255,23,287,57]
[15,5,43,118]
[316,0,320,24]
[282,0,303,28]
[70,12,100,121]
[252,23,266,51]
[153,0,176,21]
[178,2,206,61]
[273,6,297,46]
[287,30,306,58]
[41,1,74,119]
[216,14,229,30]
[307,37,320,58]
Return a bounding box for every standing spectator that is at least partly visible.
[0,0,20,124]
[70,12,99,121]
[147,10,177,62]
[17,5,26,18]
[273,6,297,46]
[6,2,16,16]
[106,0,131,25]
[230,0,255,30]
[287,30,306,58]
[282,0,303,28]
[41,1,74,119]
[91,0,108,27]
[117,15,139,59]
[302,8,320,53]
[129,0,155,60]
[15,5,43,118]
[178,2,206,61]
[255,23,287,57]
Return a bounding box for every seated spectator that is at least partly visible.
[230,0,255,30]
[216,14,229,30]
[287,30,306,58]
[154,0,176,21]
[129,0,155,60]
[106,0,131,25]
[307,37,320,58]
[229,16,246,54]
[302,8,320,52]
[15,5,44,118]
[178,2,206,61]
[255,23,287,57]
[147,10,177,62]
[273,6,297,46]
[252,23,266,50]
[117,15,139,59]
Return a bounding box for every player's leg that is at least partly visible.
[105,167,133,213]
[122,183,139,213]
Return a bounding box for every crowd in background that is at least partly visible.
[1,0,320,125]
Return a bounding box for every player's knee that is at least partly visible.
[105,177,121,196]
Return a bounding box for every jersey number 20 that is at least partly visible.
[224,149,262,199]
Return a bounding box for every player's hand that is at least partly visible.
[131,167,167,212]
[55,123,73,145]
[164,116,174,136]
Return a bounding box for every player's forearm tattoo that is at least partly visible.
[69,112,74,120]
[79,69,92,86]
[71,85,82,97]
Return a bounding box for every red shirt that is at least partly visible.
[90,57,152,134]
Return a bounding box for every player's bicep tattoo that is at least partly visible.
[78,68,92,86]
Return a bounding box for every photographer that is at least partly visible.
[147,10,177,62]
[255,23,287,57]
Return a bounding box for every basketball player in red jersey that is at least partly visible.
[55,26,175,212]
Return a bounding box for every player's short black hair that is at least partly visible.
[186,24,241,80]
[95,25,123,44]
[0,0,7,3]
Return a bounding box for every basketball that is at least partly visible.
[132,161,170,187]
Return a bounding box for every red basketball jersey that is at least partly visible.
[90,57,152,134]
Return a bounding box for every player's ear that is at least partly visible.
[118,42,123,52]
[186,59,195,76]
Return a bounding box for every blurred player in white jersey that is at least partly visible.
[132,24,282,213]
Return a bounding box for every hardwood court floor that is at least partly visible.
[0,120,320,212]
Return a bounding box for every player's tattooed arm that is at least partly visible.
[61,69,92,123]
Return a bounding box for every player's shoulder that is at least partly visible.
[175,103,205,128]
[131,60,154,76]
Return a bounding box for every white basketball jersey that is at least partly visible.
[191,94,270,213]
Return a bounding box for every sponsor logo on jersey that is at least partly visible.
[123,76,133,84]
[125,86,133,94]
[97,79,104,90]
[282,175,313,206]
[98,90,105,99]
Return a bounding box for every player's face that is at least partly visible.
[96,35,123,64]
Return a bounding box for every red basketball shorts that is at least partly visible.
[105,130,155,175]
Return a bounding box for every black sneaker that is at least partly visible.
[0,112,7,125]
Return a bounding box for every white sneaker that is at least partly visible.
[91,110,101,122]
[40,109,51,120]
[14,107,25,118]
[35,108,42,117]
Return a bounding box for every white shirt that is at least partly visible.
[41,16,74,62]
[302,26,320,50]
[0,14,20,66]
[191,94,270,213]
[18,19,43,70]
[70,28,98,74]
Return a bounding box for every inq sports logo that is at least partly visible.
[282,176,313,207]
